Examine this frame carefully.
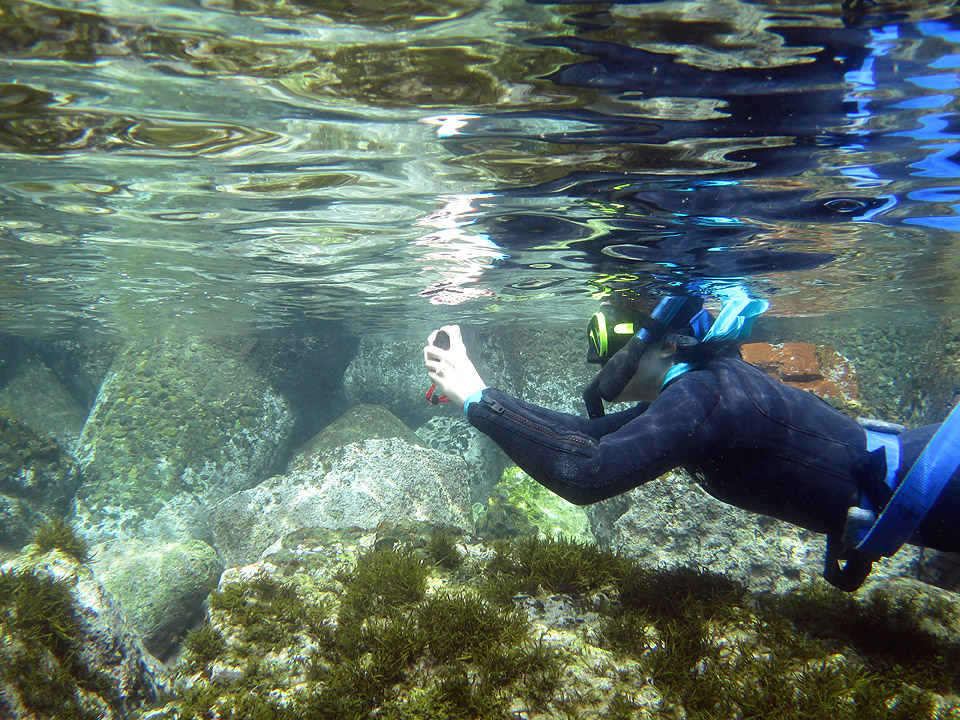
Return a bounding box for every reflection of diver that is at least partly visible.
[424,294,960,591]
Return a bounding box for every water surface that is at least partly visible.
[3,0,960,337]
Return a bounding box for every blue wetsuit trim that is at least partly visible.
[463,388,487,415]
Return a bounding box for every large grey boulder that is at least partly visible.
[38,337,120,411]
[343,336,435,428]
[247,330,358,449]
[211,437,473,568]
[74,338,295,544]
[415,414,508,506]
[343,324,595,430]
[0,411,82,549]
[1,547,167,719]
[289,403,424,472]
[93,538,223,659]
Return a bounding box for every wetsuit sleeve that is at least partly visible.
[467,379,721,505]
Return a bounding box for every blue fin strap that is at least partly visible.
[857,403,960,556]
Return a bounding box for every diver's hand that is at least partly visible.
[424,324,487,407]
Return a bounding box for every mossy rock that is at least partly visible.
[289,404,423,471]
[73,338,294,542]
[477,466,593,543]
[95,539,224,658]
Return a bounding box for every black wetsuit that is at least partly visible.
[467,356,960,555]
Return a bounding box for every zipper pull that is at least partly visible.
[484,398,504,414]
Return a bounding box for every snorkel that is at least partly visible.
[583,296,698,418]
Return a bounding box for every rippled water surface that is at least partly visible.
[3,0,960,337]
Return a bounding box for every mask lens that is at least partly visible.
[587,311,635,364]
[587,312,608,364]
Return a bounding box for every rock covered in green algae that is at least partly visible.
[93,538,224,659]
[1,546,168,720]
[210,437,474,568]
[138,527,960,720]
[477,465,594,542]
[142,528,659,720]
[288,403,425,472]
[0,410,82,550]
[73,338,295,543]
[0,359,87,451]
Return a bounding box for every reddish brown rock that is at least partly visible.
[741,342,859,403]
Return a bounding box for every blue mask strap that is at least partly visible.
[660,290,769,390]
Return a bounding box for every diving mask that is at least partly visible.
[587,310,638,365]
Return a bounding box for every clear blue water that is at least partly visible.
[2,1,960,338]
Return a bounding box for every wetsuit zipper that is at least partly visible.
[482,397,597,453]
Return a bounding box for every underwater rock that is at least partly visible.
[73,338,295,544]
[343,336,438,429]
[1,547,167,719]
[415,414,508,506]
[345,325,592,432]
[481,324,595,416]
[289,403,424,471]
[37,337,120,411]
[477,465,595,542]
[210,437,473,568]
[741,341,860,405]
[247,330,358,449]
[151,528,660,720]
[0,411,82,550]
[593,469,827,594]
[0,358,86,450]
[144,528,960,720]
[93,538,224,658]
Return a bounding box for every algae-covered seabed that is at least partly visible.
[134,527,959,720]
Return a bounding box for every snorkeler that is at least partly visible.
[423,294,960,592]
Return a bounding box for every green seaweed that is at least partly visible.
[33,515,91,563]
[0,568,109,719]
[209,574,329,646]
[152,534,960,720]
[484,534,625,600]
[424,526,463,570]
[182,623,226,669]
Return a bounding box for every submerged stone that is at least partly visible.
[416,414,509,506]
[592,469,827,594]
[1,547,167,719]
[0,410,82,550]
[741,341,860,405]
[477,465,594,543]
[343,336,437,429]
[289,403,424,471]
[210,437,473,568]
[93,538,224,659]
[73,338,295,543]
[0,359,86,450]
